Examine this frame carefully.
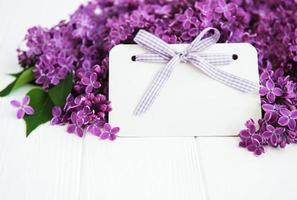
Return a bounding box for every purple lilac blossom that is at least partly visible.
[278,108,297,130]
[259,79,282,103]
[51,106,62,125]
[11,96,34,119]
[17,0,297,153]
[100,123,120,141]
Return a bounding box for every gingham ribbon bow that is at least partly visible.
[133,27,258,115]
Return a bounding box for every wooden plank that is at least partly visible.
[197,137,297,200]
[79,136,205,200]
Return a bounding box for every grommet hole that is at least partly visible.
[131,55,136,61]
[232,54,238,60]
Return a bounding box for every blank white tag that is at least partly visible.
[109,43,261,136]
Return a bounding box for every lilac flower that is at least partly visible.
[247,135,264,156]
[81,73,101,93]
[11,96,34,119]
[214,0,237,20]
[278,108,297,130]
[67,112,85,137]
[71,13,94,38]
[176,8,198,29]
[87,120,102,137]
[239,119,256,141]
[51,106,62,125]
[262,104,279,122]
[100,123,120,141]
[262,125,285,147]
[259,79,282,103]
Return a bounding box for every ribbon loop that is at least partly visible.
[134,30,176,59]
[133,28,259,115]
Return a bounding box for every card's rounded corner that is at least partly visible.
[241,43,258,55]
[109,44,126,56]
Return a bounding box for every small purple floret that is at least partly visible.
[11,96,34,119]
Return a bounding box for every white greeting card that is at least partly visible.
[109,43,261,136]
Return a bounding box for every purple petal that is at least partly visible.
[223,11,232,20]
[247,144,256,152]
[76,127,84,137]
[176,14,187,22]
[104,123,111,131]
[270,134,278,146]
[67,124,76,133]
[267,93,275,103]
[81,77,90,85]
[185,8,194,17]
[111,127,120,134]
[51,117,60,125]
[24,106,34,115]
[288,119,296,131]
[109,134,117,141]
[87,124,101,136]
[70,113,77,123]
[239,130,250,139]
[264,112,272,121]
[262,104,274,111]
[266,79,274,90]
[227,3,237,11]
[10,100,21,108]
[93,127,101,136]
[183,20,191,29]
[76,118,84,126]
[273,88,282,96]
[22,96,30,106]
[249,124,256,134]
[266,125,274,132]
[100,132,109,140]
[278,116,289,126]
[92,82,101,89]
[17,109,25,119]
[275,127,285,135]
[51,77,60,85]
[254,147,264,156]
[262,131,272,138]
[214,7,224,14]
[52,106,62,117]
[259,87,268,96]
[85,85,93,93]
[90,73,97,82]
[262,104,274,112]
[280,108,290,117]
[252,135,263,143]
[291,110,297,119]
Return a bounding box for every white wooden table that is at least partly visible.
[1,0,297,199]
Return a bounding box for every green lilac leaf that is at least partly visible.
[24,88,54,137]
[48,73,73,107]
[0,80,17,97]
[12,67,34,90]
[0,67,34,97]
[9,71,23,77]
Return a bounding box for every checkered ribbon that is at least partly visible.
[133,27,258,115]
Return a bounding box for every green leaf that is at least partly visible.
[24,88,54,137]
[48,73,73,107]
[9,71,23,77]
[0,80,17,97]
[0,67,34,97]
[12,67,34,90]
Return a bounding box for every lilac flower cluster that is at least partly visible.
[17,0,297,151]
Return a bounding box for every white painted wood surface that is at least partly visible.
[1,0,297,200]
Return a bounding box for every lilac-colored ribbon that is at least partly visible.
[133,27,258,115]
